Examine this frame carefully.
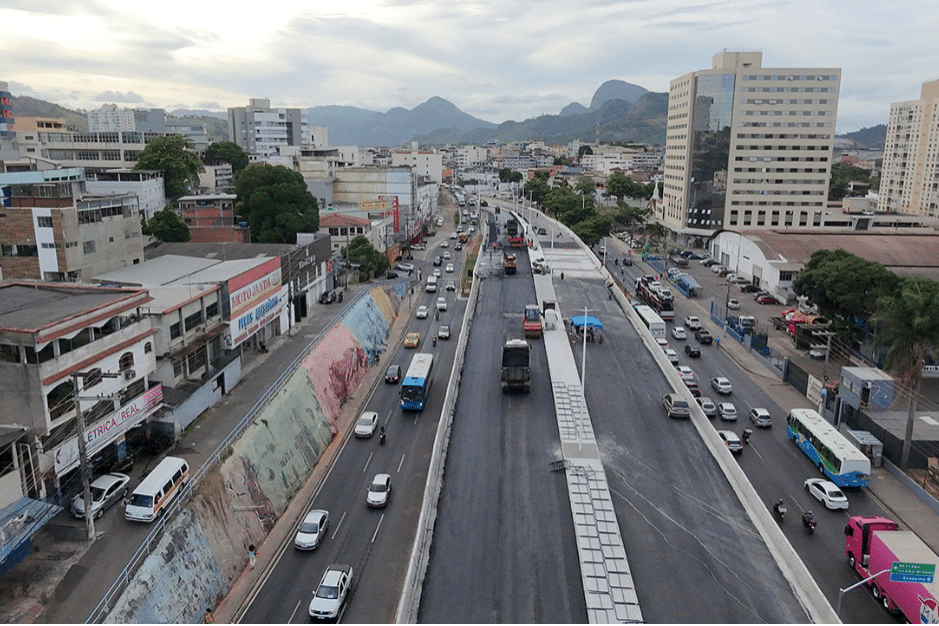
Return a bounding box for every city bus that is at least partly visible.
[786,408,871,487]
[634,304,666,339]
[400,352,434,411]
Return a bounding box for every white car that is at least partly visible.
[711,376,733,395]
[416,305,428,319]
[676,366,696,382]
[354,411,378,438]
[718,430,743,454]
[804,478,849,510]
[684,316,702,330]
[664,348,679,365]
[367,473,392,508]
[749,407,772,428]
[711,264,727,274]
[70,472,130,520]
[446,263,455,273]
[696,396,718,418]
[443,251,452,260]
[432,268,441,278]
[727,298,741,310]
[309,564,353,619]
[436,297,447,311]
[671,326,687,340]
[449,232,458,240]
[295,509,329,550]
[718,402,737,421]
[655,337,670,350]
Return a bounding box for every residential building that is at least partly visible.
[87,104,136,133]
[227,98,310,158]
[663,51,840,234]
[20,129,161,173]
[456,146,488,168]
[134,109,167,134]
[166,119,210,151]
[878,79,939,216]
[0,81,18,162]
[391,149,443,183]
[320,212,392,254]
[0,281,158,503]
[176,193,246,243]
[85,169,166,219]
[332,166,427,244]
[0,167,144,281]
[198,163,234,193]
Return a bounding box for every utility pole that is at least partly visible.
[73,373,96,542]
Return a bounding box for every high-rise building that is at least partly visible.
[878,79,939,216]
[663,52,840,234]
[87,104,137,132]
[227,98,310,158]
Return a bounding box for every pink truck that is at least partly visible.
[844,516,939,623]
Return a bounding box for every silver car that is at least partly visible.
[295,509,329,550]
[309,564,353,619]
[70,472,130,520]
[367,474,392,508]
[718,402,738,421]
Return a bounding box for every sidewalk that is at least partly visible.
[7,281,378,625]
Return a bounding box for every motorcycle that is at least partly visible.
[435,310,439,320]
[772,499,787,520]
[379,427,386,446]
[741,428,753,445]
[432,334,437,347]
[802,510,816,534]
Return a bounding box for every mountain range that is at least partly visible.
[11,80,885,149]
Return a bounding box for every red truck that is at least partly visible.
[844,516,939,623]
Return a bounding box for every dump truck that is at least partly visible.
[503,253,517,275]
[501,339,531,393]
[844,515,939,622]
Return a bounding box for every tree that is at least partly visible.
[234,164,319,244]
[498,168,523,183]
[578,145,593,159]
[134,135,205,200]
[829,161,876,201]
[570,214,611,247]
[523,171,551,206]
[204,141,249,176]
[874,277,939,469]
[143,206,191,242]
[344,235,390,279]
[613,203,652,236]
[575,176,596,196]
[794,249,897,341]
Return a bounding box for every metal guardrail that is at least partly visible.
[85,289,372,623]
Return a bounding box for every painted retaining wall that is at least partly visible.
[103,286,397,623]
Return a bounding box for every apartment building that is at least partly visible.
[85,169,166,219]
[87,104,137,132]
[176,193,246,243]
[878,79,939,217]
[0,167,144,281]
[391,149,443,183]
[332,166,426,243]
[227,98,310,158]
[663,51,840,234]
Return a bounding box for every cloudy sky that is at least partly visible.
[3,0,937,133]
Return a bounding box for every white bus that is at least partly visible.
[400,353,434,411]
[634,304,666,339]
[125,456,190,522]
[786,408,871,487]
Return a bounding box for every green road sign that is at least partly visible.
[889,561,936,583]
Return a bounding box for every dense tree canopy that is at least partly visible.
[829,161,878,201]
[875,277,939,388]
[794,249,898,340]
[606,171,654,202]
[498,168,523,183]
[204,141,249,176]
[142,206,191,243]
[570,214,611,247]
[523,171,551,206]
[134,135,204,200]
[345,235,390,279]
[234,164,319,244]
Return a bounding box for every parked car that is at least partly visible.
[354,411,379,438]
[684,344,702,358]
[70,472,130,520]
[309,564,353,620]
[804,478,849,510]
[318,291,336,304]
[366,474,392,508]
[717,402,738,421]
[749,407,772,428]
[395,262,414,274]
[438,324,450,339]
[757,294,781,305]
[403,332,421,348]
[295,509,329,550]
[711,376,733,395]
[384,364,401,384]
[671,326,687,340]
[411,243,426,251]
[711,264,727,274]
[695,329,713,345]
[727,299,741,310]
[662,393,691,419]
[385,271,399,279]
[700,258,718,266]
[740,283,762,293]
[718,430,744,454]
[416,305,428,319]
[809,347,828,359]
[696,396,718,418]
[684,316,702,330]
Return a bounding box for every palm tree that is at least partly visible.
[874,276,939,469]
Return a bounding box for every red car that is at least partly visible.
[757,294,780,305]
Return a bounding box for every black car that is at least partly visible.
[684,344,702,358]
[385,271,399,279]
[384,364,401,384]
[695,329,713,345]
[480,200,488,207]
[433,256,442,267]
[740,283,762,293]
[318,291,336,304]
[623,257,633,266]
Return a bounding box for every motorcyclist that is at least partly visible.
[435,309,439,320]
[773,499,786,517]
[802,510,816,530]
[432,334,437,346]
[379,426,386,445]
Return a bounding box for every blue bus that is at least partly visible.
[787,408,871,487]
[400,353,434,411]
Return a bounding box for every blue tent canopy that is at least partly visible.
[570,315,603,330]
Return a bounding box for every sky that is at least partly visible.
[3,0,938,134]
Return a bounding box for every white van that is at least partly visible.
[425,276,438,293]
[125,456,190,522]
